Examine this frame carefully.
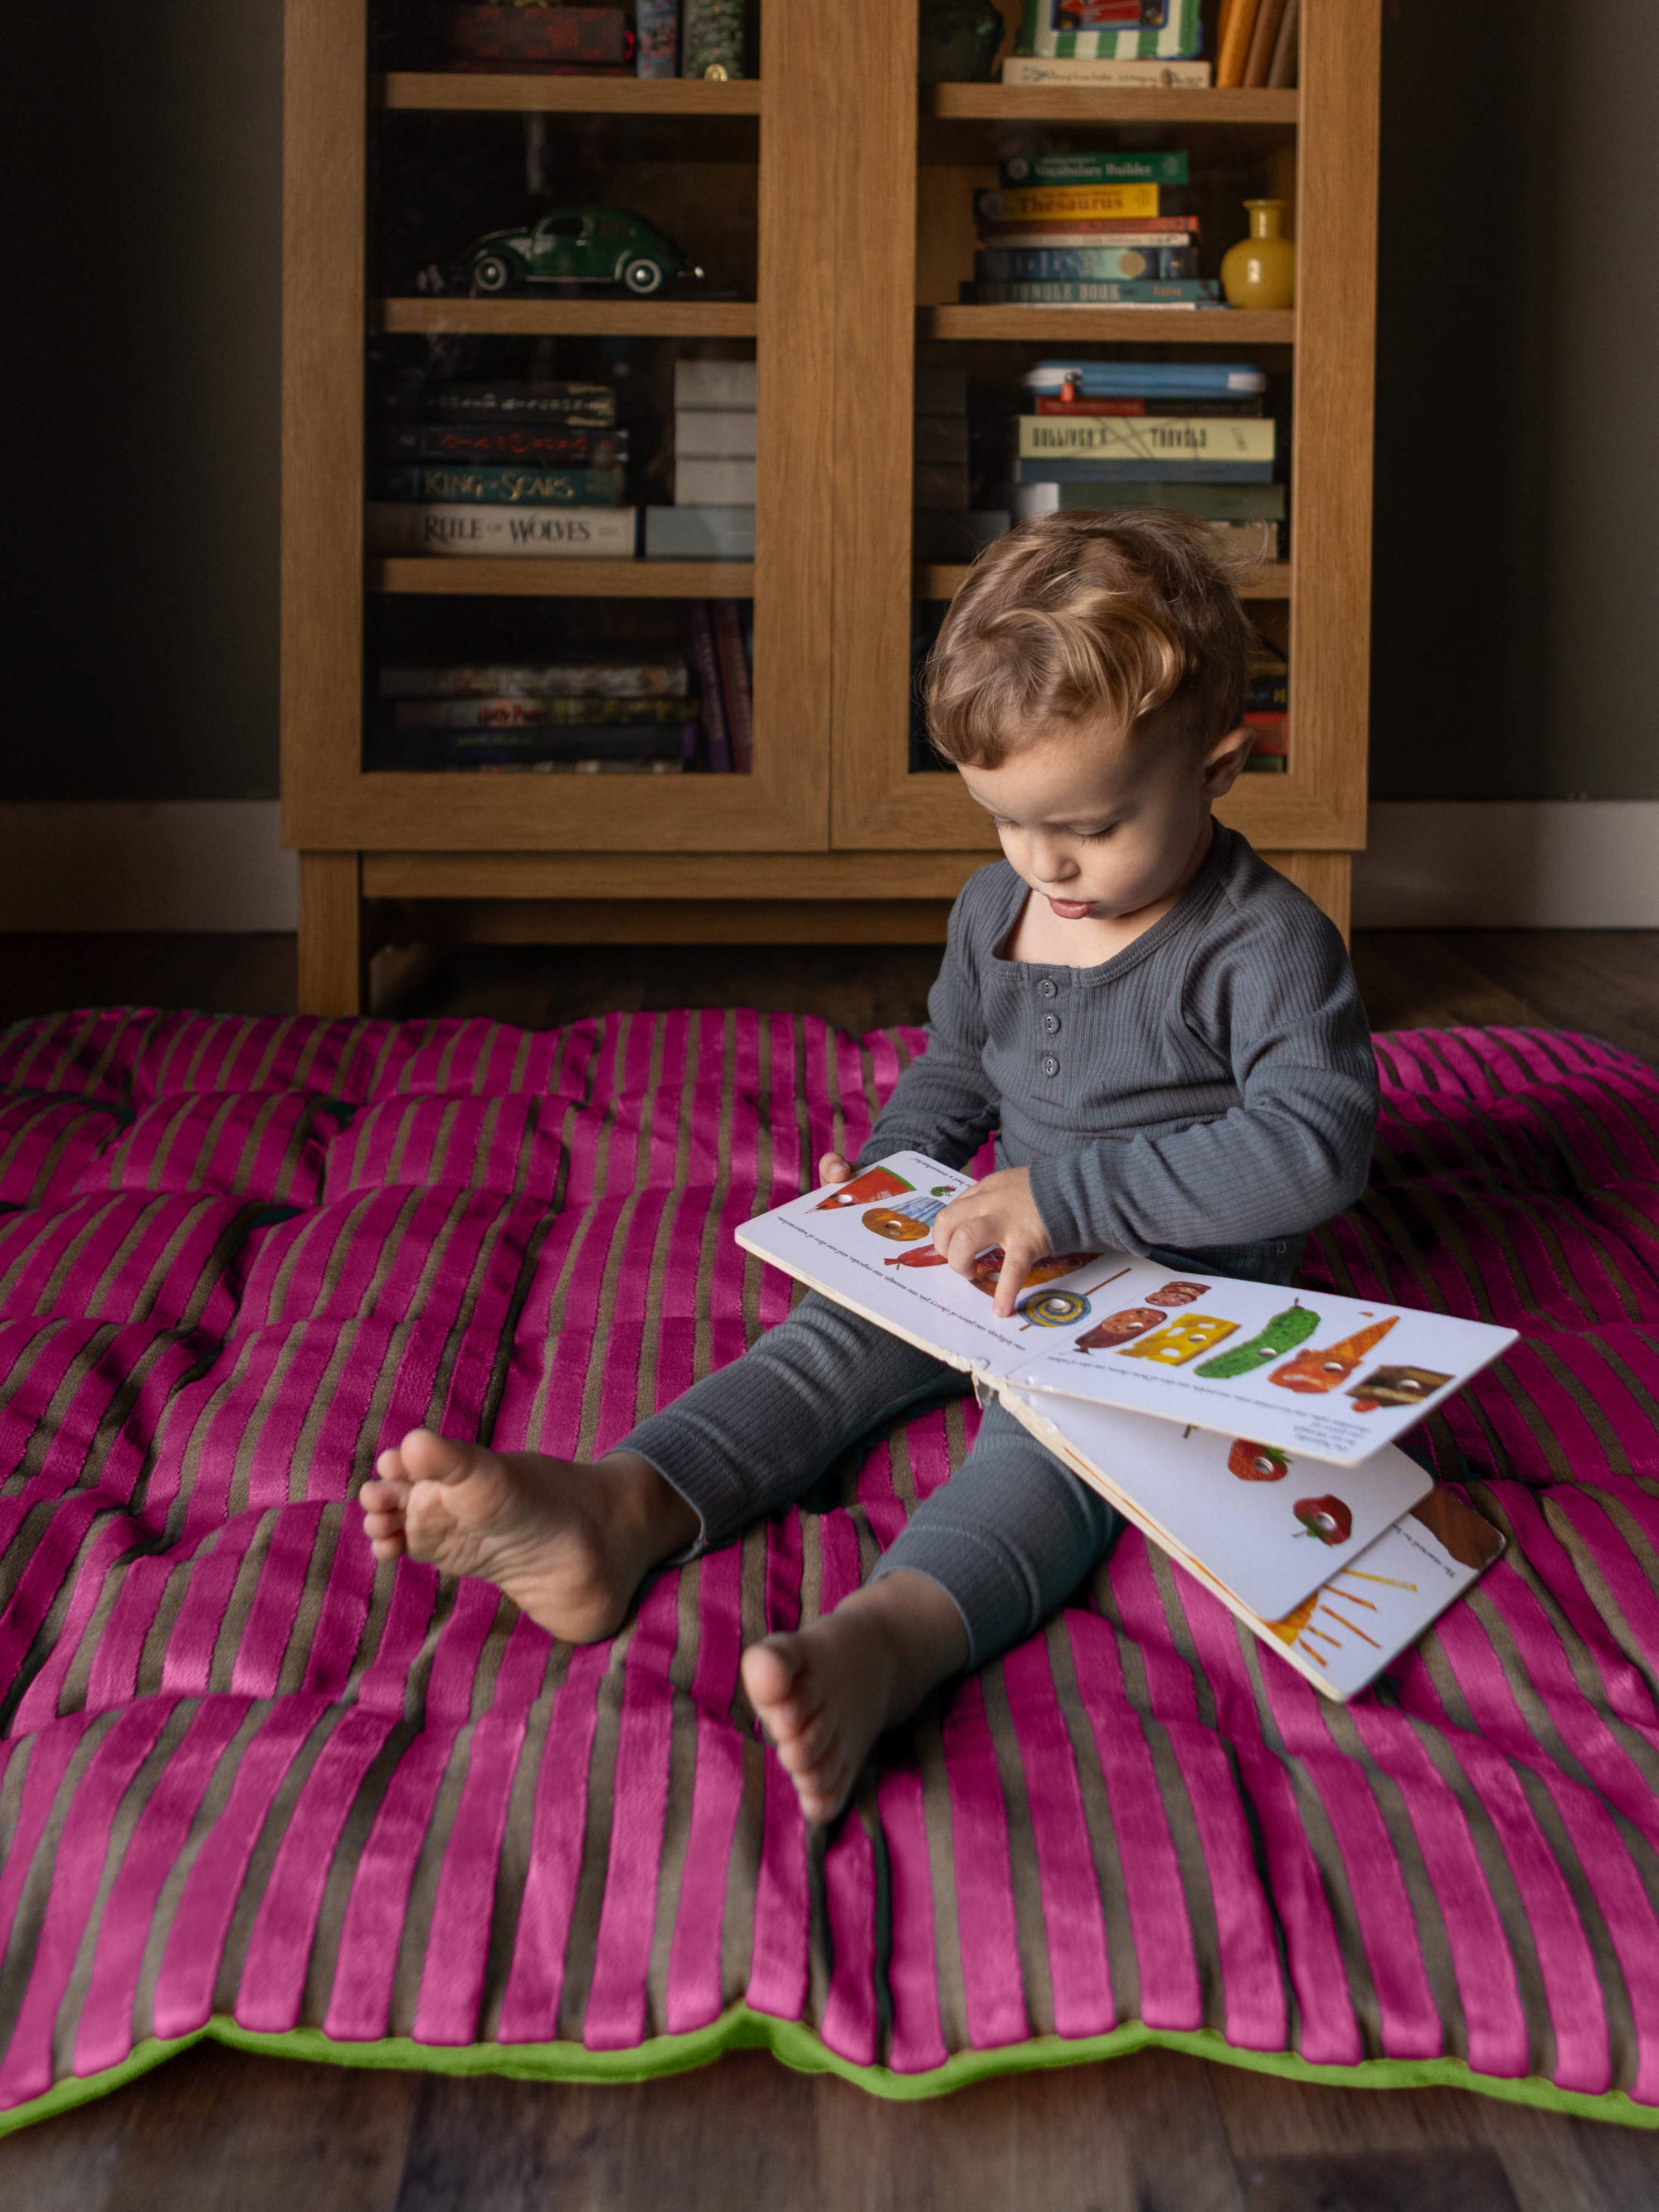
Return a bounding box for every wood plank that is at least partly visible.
[1238,2149,1520,2212]
[927,84,1299,124]
[388,898,956,945]
[1285,0,1380,851]
[368,559,756,599]
[297,851,364,1015]
[279,0,367,858]
[828,0,920,848]
[362,850,990,901]
[1262,849,1350,937]
[377,298,759,338]
[1348,931,1538,1039]
[378,72,764,115]
[924,304,1296,343]
[916,562,1292,602]
[813,2051,1247,2212]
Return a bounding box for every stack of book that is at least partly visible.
[1001,0,1212,88]
[912,367,1010,565]
[1245,641,1288,772]
[441,4,635,73]
[684,599,754,772]
[368,380,636,558]
[645,357,756,560]
[968,153,1221,310]
[369,655,694,774]
[985,359,1285,560]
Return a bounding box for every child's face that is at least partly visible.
[956,716,1250,924]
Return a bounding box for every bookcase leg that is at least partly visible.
[297,851,365,1015]
[1262,852,1352,942]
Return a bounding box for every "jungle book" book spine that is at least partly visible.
[366,504,638,557]
[970,279,1221,305]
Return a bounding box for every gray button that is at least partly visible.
[1042,1054,1059,1077]
[1042,1012,1059,1034]
[1038,977,1058,998]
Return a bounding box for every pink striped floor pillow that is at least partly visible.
[0,1011,1655,2132]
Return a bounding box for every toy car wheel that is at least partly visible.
[470,254,518,297]
[620,257,664,296]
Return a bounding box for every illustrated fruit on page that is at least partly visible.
[1293,1495,1354,1545]
[1194,1300,1318,1378]
[1147,1280,1209,1308]
[1073,1305,1165,1351]
[1348,1364,1452,1412]
[967,1248,1097,1296]
[861,1191,949,1242]
[1117,1314,1238,1366]
[815,1164,912,1210]
[1269,1315,1398,1394]
[1228,1438,1291,1482]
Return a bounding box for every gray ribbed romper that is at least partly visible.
[619,825,1379,1665]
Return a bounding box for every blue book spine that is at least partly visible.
[1029,358,1268,397]
[976,246,1198,281]
[636,0,678,76]
[1011,458,1276,484]
[972,279,1220,304]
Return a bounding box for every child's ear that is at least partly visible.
[1202,724,1256,799]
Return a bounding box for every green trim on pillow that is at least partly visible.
[4,2005,1658,2138]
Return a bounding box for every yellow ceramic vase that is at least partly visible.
[1220,198,1296,311]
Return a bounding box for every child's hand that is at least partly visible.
[818,1151,854,1186]
[932,1166,1050,1318]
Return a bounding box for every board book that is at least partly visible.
[736,1150,1512,1699]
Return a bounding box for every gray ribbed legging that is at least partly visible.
[619,1235,1303,1669]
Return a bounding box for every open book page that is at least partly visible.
[1000,1388,1504,1701]
[989,1389,1431,1621]
[737,1150,1515,1468]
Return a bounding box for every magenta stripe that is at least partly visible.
[820,1811,881,2066]
[1000,1635,1115,2039]
[874,1765,948,2073]
[664,1544,747,2035]
[941,1673,1029,2049]
[411,1614,552,2047]
[496,1641,611,2044]
[581,1575,684,2049]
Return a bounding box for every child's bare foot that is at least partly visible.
[739,1572,969,1826]
[359,1429,698,1644]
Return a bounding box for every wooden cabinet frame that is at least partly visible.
[283,0,1379,1011]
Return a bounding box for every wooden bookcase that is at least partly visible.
[282,0,1379,1012]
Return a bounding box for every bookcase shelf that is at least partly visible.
[377,298,759,338]
[284,0,1378,1010]
[925,85,1299,124]
[922,304,1296,344]
[377,71,765,114]
[916,562,1291,603]
[369,558,757,599]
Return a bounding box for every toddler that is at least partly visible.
[359,511,1378,1823]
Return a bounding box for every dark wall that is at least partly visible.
[4,0,1656,803]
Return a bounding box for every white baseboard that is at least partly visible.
[0,803,298,931]
[1354,802,1659,928]
[0,799,1655,933]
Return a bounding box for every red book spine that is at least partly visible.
[711,600,753,774]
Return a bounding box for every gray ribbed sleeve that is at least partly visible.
[858,825,1377,1255]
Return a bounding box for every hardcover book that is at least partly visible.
[372,464,627,508]
[1024,358,1267,396]
[388,382,616,426]
[995,479,1285,521]
[377,659,687,701]
[1000,56,1213,85]
[976,183,1162,224]
[1014,416,1275,461]
[366,503,637,557]
[380,424,628,468]
[1016,0,1204,61]
[737,1152,1513,1699]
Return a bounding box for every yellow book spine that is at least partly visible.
[1216,0,1260,86]
[981,182,1160,222]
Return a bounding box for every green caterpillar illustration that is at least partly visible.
[1194,1300,1319,1378]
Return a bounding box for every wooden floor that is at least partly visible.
[3,927,1658,2210]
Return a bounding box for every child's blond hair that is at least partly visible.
[923,508,1260,768]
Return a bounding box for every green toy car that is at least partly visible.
[465,206,703,298]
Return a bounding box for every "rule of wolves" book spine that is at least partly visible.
[366,504,638,557]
